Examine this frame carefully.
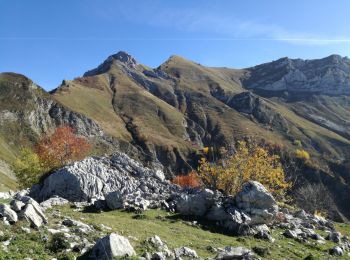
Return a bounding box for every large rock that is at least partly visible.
[0,204,18,223]
[175,189,215,216]
[20,197,47,222]
[17,196,47,228]
[89,233,135,259]
[235,181,278,225]
[105,191,124,210]
[21,204,43,228]
[33,153,177,203]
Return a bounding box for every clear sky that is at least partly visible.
[1,0,350,90]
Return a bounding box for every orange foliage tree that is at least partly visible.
[35,126,91,169]
[172,171,200,188]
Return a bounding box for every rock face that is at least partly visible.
[244,55,350,95]
[0,73,105,139]
[89,233,135,259]
[224,92,289,131]
[235,181,278,225]
[33,152,179,205]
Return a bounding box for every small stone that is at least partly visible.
[10,200,25,212]
[252,246,270,257]
[283,229,298,239]
[329,246,343,256]
[151,252,166,260]
[215,246,254,260]
[174,246,198,258]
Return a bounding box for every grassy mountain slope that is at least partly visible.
[1,205,349,259]
[51,51,350,168]
[0,72,115,191]
[53,53,293,172]
[51,52,350,219]
[1,52,350,217]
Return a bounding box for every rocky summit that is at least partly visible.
[243,55,350,95]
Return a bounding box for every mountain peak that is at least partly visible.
[108,51,138,67]
[323,54,344,63]
[83,51,138,77]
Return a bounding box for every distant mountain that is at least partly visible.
[243,54,350,95]
[52,52,350,167]
[1,52,350,218]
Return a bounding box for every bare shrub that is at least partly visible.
[294,183,336,216]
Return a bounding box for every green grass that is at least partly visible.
[57,205,346,259]
[0,171,17,192]
[0,204,349,259]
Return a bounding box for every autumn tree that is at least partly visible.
[35,126,91,169]
[197,141,291,198]
[13,147,47,188]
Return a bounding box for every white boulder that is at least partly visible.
[89,233,135,259]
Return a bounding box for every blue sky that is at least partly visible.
[1,0,350,90]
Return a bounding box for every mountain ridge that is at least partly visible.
[1,52,350,218]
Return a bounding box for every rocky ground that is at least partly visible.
[1,152,350,259]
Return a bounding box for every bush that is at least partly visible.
[295,149,310,161]
[48,233,70,253]
[197,141,291,198]
[173,171,200,188]
[294,183,335,217]
[293,139,302,147]
[13,148,48,188]
[57,252,76,260]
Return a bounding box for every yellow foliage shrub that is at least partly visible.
[293,139,302,147]
[197,141,291,199]
[13,148,48,188]
[202,147,209,154]
[295,149,310,160]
